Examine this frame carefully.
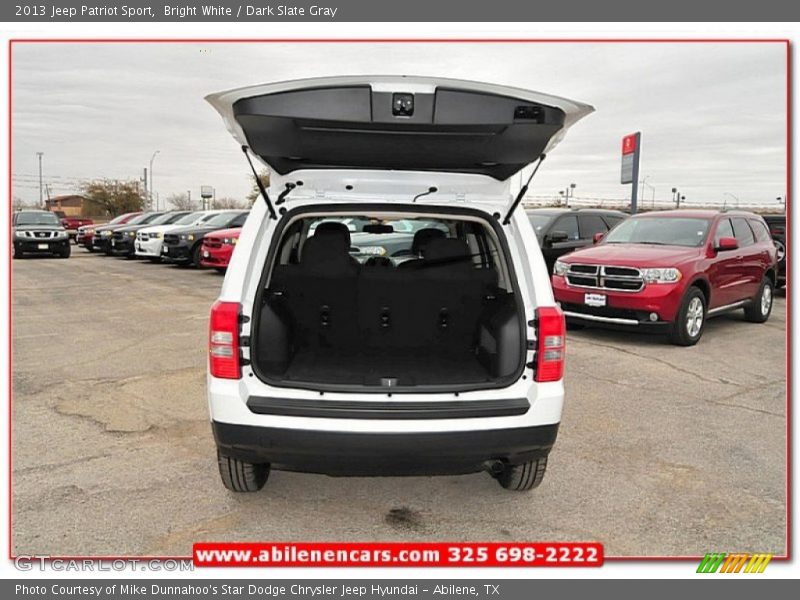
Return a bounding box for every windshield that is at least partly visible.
[147,212,179,226]
[175,211,203,225]
[605,217,711,247]
[203,212,242,227]
[15,212,61,226]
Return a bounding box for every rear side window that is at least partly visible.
[731,218,755,247]
[603,215,625,228]
[714,218,734,244]
[552,215,580,241]
[579,215,608,238]
[749,219,772,243]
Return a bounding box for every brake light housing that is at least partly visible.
[534,306,566,382]
[209,300,241,379]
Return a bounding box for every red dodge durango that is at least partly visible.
[551,210,778,345]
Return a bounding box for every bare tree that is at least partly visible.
[210,197,246,209]
[246,169,270,205]
[81,179,146,217]
[167,192,197,211]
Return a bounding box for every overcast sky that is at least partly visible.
[11,42,787,208]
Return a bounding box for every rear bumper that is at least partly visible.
[212,421,558,476]
[552,274,685,324]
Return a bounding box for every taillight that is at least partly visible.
[209,300,241,379]
[534,306,566,382]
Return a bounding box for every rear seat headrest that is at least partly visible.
[412,228,446,256]
[423,238,470,262]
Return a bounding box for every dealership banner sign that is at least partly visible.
[5,0,800,21]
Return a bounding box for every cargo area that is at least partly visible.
[251,210,525,391]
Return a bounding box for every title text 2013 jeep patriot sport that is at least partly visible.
[205,76,593,492]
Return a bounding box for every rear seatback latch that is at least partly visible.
[380,307,391,328]
[320,305,331,328]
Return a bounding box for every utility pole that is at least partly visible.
[143,167,148,208]
[36,152,44,208]
[187,190,192,209]
[149,150,160,211]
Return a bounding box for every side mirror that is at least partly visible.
[545,230,569,246]
[716,237,739,251]
[593,232,605,244]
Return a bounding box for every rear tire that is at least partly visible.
[669,287,706,346]
[744,277,773,323]
[217,452,270,493]
[495,456,548,492]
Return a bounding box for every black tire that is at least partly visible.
[12,245,23,260]
[148,257,162,263]
[495,456,548,492]
[214,267,227,274]
[59,245,71,259]
[744,277,773,323]
[217,452,270,492]
[669,287,706,346]
[191,243,204,268]
[85,244,95,253]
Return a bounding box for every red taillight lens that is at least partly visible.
[209,300,241,379]
[534,306,566,382]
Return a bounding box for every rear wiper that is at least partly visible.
[412,186,438,203]
[241,145,277,220]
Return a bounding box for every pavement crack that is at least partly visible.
[570,338,721,384]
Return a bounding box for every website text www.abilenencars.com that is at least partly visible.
[13,557,194,572]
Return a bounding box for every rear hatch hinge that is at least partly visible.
[502,153,546,225]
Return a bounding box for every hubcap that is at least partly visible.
[761,284,772,315]
[686,297,704,337]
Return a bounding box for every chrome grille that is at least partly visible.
[20,230,58,239]
[565,264,644,292]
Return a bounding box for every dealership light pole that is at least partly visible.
[724,192,740,209]
[36,152,44,208]
[149,150,160,210]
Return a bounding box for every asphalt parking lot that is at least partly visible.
[11,251,787,557]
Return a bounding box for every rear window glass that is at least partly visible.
[749,219,772,243]
[552,215,579,241]
[579,215,608,238]
[731,218,755,247]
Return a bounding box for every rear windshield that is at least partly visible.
[604,217,711,247]
[272,213,509,288]
[15,212,61,226]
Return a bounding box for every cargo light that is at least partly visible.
[209,301,241,379]
[534,306,566,382]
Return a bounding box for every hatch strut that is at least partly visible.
[502,154,546,225]
[241,146,277,220]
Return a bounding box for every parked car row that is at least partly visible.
[75,209,248,268]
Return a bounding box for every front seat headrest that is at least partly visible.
[312,221,352,250]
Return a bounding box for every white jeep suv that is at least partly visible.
[205,76,592,492]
